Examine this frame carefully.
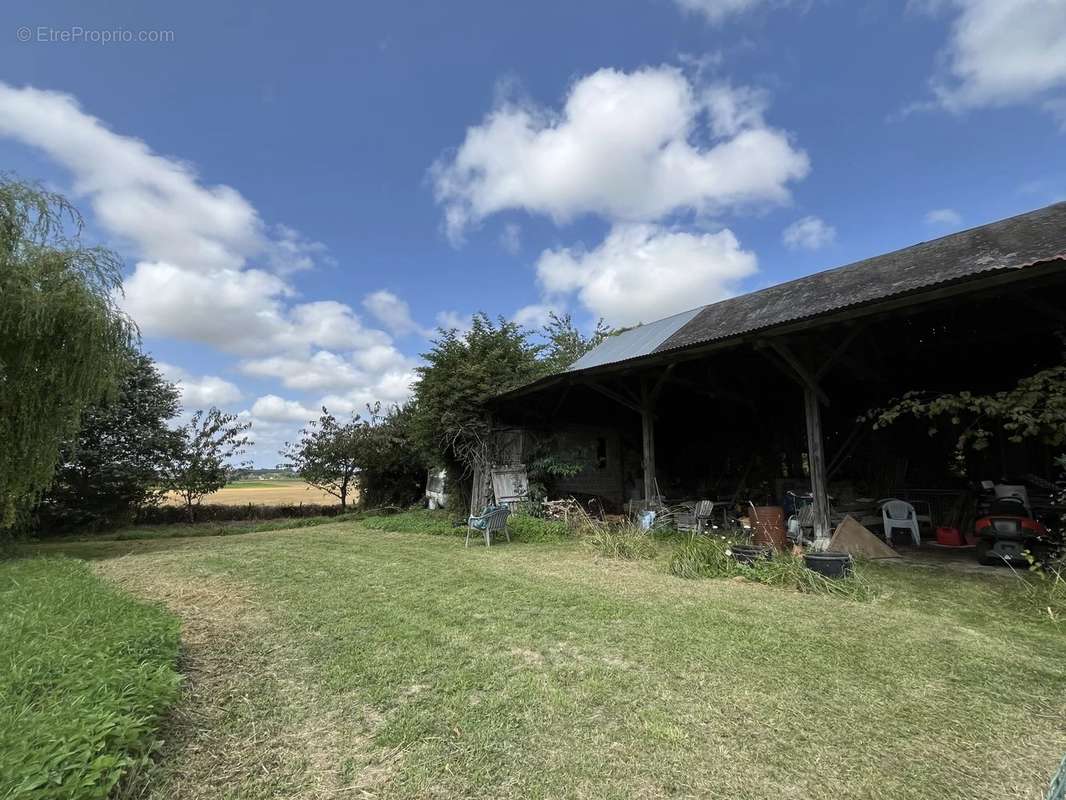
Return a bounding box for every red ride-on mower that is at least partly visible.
[974,495,1056,566]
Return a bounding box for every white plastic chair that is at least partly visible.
[881,499,920,547]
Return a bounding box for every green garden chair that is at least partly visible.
[467,504,511,547]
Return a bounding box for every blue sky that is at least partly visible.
[2,0,1065,464]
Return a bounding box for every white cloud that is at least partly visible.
[702,83,770,137]
[122,262,292,355]
[320,368,418,416]
[0,84,289,274]
[267,223,329,275]
[673,0,787,25]
[925,207,963,226]
[250,394,318,423]
[536,223,757,327]
[362,290,429,337]
[240,351,363,391]
[157,362,243,408]
[432,67,809,241]
[0,82,424,464]
[513,303,558,328]
[782,216,836,250]
[434,310,472,335]
[282,301,393,353]
[0,83,380,358]
[499,223,522,254]
[925,0,1066,117]
[242,345,415,388]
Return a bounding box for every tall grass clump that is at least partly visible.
[0,558,181,798]
[584,520,656,560]
[746,552,876,600]
[1008,553,1066,623]
[667,535,875,600]
[668,535,737,579]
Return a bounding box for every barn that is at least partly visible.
[488,202,1066,548]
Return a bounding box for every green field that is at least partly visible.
[9,519,1066,799]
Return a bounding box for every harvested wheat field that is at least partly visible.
[165,479,343,506]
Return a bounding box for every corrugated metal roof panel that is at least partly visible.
[566,306,702,371]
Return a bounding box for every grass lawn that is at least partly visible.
[0,558,181,798]
[19,520,1066,799]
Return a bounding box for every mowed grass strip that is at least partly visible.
[44,523,1066,800]
[0,558,181,799]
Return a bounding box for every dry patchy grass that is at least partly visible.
[97,555,392,799]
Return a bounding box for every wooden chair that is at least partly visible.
[694,500,715,533]
[466,505,511,547]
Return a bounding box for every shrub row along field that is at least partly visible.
[139,501,347,525]
[0,558,181,799]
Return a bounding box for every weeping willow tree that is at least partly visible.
[0,178,136,529]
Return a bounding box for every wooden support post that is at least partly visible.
[803,385,832,547]
[761,340,833,547]
[641,378,658,506]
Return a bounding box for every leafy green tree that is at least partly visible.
[164,408,252,521]
[358,402,426,508]
[39,350,181,531]
[864,360,1066,474]
[540,312,611,374]
[280,408,364,510]
[412,314,544,508]
[0,178,136,528]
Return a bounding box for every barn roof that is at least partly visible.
[565,201,1066,374]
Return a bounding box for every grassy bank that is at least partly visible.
[28,522,1066,799]
[0,558,181,799]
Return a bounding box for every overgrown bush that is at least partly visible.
[506,514,571,543]
[360,509,460,537]
[135,502,347,525]
[585,521,656,560]
[0,558,181,798]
